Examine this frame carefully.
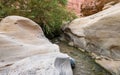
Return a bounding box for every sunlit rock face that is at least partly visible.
[63,3,120,75]
[67,0,119,16]
[67,0,81,16]
[0,16,73,75]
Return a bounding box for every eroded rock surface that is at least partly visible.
[63,3,120,75]
[67,0,120,16]
[0,16,73,75]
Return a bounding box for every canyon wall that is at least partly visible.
[67,0,119,16]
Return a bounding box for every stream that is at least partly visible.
[52,39,111,75]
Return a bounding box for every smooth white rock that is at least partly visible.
[0,16,73,75]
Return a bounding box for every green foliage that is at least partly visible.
[0,0,76,38]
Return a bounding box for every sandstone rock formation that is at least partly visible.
[67,0,81,16]
[67,0,120,16]
[63,3,120,75]
[0,16,73,75]
[80,0,105,16]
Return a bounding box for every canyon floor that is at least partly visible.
[52,39,111,75]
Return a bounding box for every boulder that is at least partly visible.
[0,16,73,75]
[0,53,72,75]
[63,3,120,75]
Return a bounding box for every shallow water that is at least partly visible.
[55,41,111,75]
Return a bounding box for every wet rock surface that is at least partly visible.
[56,41,111,75]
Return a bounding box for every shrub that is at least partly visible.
[0,0,76,38]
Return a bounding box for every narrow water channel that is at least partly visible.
[53,40,111,75]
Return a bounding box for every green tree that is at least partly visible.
[0,0,76,38]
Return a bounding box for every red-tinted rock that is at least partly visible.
[67,0,82,16]
[80,0,105,16]
[67,0,119,16]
